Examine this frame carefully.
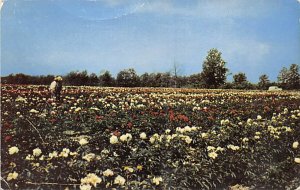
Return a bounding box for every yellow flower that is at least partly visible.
[33,148,42,157]
[7,171,18,181]
[137,165,143,171]
[79,138,89,146]
[152,176,163,185]
[103,169,114,177]
[81,173,102,187]
[208,152,218,159]
[9,146,19,155]
[80,184,91,190]
[123,166,134,173]
[292,141,299,149]
[294,158,300,164]
[140,132,147,139]
[82,153,96,162]
[110,135,118,144]
[114,175,126,186]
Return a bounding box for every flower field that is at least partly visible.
[1,85,300,190]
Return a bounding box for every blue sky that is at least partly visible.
[1,0,300,82]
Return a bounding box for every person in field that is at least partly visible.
[49,76,63,101]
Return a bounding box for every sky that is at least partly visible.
[1,0,300,82]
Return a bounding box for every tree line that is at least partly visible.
[2,49,300,90]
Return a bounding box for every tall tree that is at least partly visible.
[287,64,300,89]
[277,67,289,89]
[88,73,99,86]
[116,68,140,87]
[99,71,115,87]
[201,48,228,88]
[233,72,247,85]
[258,74,270,90]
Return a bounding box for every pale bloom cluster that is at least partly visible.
[152,176,163,185]
[114,175,126,186]
[49,151,58,159]
[7,171,18,181]
[242,137,249,143]
[149,133,160,144]
[29,109,39,114]
[140,132,147,139]
[295,158,300,164]
[80,184,92,190]
[59,148,70,157]
[33,148,42,157]
[82,153,96,162]
[120,133,132,142]
[293,141,299,149]
[81,173,102,187]
[103,169,114,177]
[257,115,262,120]
[220,119,230,126]
[9,146,19,155]
[176,126,198,133]
[123,166,134,173]
[110,135,119,144]
[79,138,89,146]
[207,146,224,159]
[201,133,208,139]
[208,152,218,159]
[227,144,240,151]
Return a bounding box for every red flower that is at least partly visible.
[95,115,104,121]
[113,130,121,137]
[4,135,12,142]
[127,122,133,128]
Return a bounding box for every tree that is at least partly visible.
[277,67,289,89]
[116,68,140,87]
[286,64,300,89]
[278,64,300,90]
[99,71,115,87]
[201,48,228,88]
[88,73,99,86]
[65,70,89,86]
[140,72,150,87]
[233,72,247,84]
[258,74,270,90]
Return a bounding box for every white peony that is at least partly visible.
[110,135,119,144]
[114,175,126,186]
[9,146,19,155]
[103,169,114,177]
[140,132,147,139]
[293,141,299,149]
[33,148,42,157]
[79,138,89,146]
[7,171,18,181]
[152,176,163,185]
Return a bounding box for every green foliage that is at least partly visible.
[258,74,270,90]
[2,86,300,189]
[116,68,140,87]
[201,48,229,88]
[278,64,300,90]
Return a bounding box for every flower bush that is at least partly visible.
[1,85,300,189]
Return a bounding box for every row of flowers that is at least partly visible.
[2,85,300,189]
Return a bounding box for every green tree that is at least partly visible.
[116,68,140,87]
[258,74,270,90]
[233,72,247,84]
[88,73,99,86]
[277,67,289,89]
[99,71,115,87]
[201,48,228,88]
[287,64,300,89]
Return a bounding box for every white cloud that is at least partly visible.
[297,0,300,4]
